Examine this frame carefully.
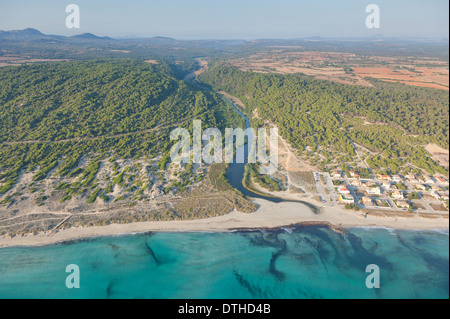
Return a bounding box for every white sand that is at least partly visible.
[0,198,447,248]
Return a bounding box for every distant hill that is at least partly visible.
[151,36,176,41]
[0,28,447,61]
[0,29,112,42]
[71,33,112,41]
[0,28,46,40]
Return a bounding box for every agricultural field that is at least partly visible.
[229,49,449,90]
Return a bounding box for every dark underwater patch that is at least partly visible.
[144,241,160,266]
[233,270,267,298]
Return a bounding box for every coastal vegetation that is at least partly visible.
[199,64,449,176]
[0,59,253,237]
[243,163,282,194]
[0,60,244,195]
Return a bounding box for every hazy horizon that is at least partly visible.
[2,27,450,43]
[0,0,448,40]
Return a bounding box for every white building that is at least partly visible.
[418,176,427,183]
[338,186,351,194]
[432,192,442,200]
[332,171,341,179]
[431,186,442,192]
[368,187,381,195]
[351,180,362,187]
[362,196,373,206]
[396,200,410,209]
[339,195,355,204]
[436,176,449,185]
[416,184,427,191]
[350,171,361,179]
[365,182,377,188]
[392,191,404,200]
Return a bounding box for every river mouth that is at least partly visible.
[222,97,321,215]
[186,69,320,214]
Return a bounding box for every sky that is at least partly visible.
[0,0,448,40]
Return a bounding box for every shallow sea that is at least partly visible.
[0,226,448,299]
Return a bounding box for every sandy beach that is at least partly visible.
[0,197,448,248]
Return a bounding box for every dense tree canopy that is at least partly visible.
[200,63,449,175]
[0,60,244,193]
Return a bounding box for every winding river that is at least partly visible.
[222,98,320,214]
[186,64,320,214]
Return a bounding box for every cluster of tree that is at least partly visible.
[0,60,244,193]
[244,163,282,192]
[199,63,449,175]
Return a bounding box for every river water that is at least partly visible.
[222,97,320,214]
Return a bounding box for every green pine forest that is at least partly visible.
[199,63,449,176]
[0,60,244,194]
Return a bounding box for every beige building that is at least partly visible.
[332,171,341,179]
[351,180,362,187]
[396,200,410,208]
[339,195,355,204]
[350,171,360,179]
[436,176,448,185]
[338,186,351,194]
[416,184,427,191]
[392,191,404,200]
[432,192,442,200]
[368,187,381,195]
[362,197,373,206]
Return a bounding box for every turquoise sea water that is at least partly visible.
[0,226,448,299]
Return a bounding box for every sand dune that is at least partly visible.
[0,196,447,248]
